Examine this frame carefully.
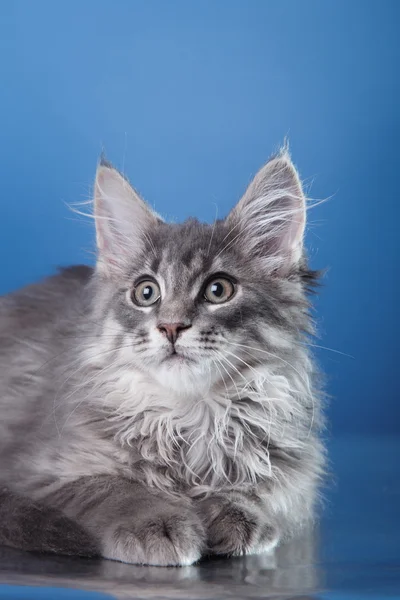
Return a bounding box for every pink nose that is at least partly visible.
[157,322,192,344]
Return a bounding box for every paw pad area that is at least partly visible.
[107,512,205,566]
[205,501,263,556]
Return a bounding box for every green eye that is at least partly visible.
[132,280,161,307]
[204,277,235,304]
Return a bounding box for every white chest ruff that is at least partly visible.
[100,365,308,496]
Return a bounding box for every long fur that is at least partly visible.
[0,149,325,565]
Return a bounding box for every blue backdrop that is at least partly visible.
[1,0,398,434]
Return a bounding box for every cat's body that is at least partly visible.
[0,150,325,565]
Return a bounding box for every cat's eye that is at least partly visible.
[132,280,161,307]
[204,277,235,304]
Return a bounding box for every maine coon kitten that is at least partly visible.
[0,149,324,566]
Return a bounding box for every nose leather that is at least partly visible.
[157,322,192,344]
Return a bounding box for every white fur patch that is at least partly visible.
[80,325,321,531]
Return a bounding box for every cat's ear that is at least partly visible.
[94,162,161,275]
[226,149,306,274]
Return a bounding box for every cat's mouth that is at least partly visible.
[162,349,195,365]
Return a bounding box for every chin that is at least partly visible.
[152,355,212,397]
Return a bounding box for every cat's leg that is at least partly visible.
[197,491,280,557]
[197,446,320,557]
[44,475,205,566]
[0,488,100,557]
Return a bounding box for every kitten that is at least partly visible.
[0,149,324,566]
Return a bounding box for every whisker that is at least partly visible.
[225,341,311,389]
[296,340,354,359]
[224,341,316,439]
[50,342,137,433]
[212,350,242,401]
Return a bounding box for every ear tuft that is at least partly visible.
[99,151,114,169]
[226,149,306,273]
[94,163,160,275]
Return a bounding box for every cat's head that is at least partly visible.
[92,150,316,396]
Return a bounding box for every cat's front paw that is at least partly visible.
[102,506,205,567]
[199,496,279,557]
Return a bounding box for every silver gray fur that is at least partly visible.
[0,149,325,566]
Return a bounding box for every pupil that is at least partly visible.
[143,286,153,300]
[211,282,223,297]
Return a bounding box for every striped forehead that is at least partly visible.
[146,220,226,294]
[155,246,211,297]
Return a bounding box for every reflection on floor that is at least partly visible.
[0,436,399,599]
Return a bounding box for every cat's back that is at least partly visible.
[0,265,93,396]
[0,265,93,340]
[0,265,94,475]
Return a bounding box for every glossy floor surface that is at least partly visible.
[0,436,399,599]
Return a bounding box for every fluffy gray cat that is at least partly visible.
[0,149,324,566]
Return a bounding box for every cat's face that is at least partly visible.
[93,151,312,395]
